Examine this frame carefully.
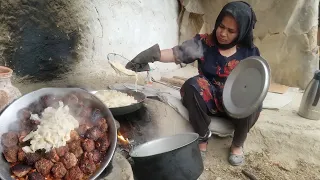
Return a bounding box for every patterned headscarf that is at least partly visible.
[212,1,257,49]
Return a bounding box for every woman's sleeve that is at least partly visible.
[172,34,204,64]
[253,46,261,56]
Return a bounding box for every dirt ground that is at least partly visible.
[198,94,320,180]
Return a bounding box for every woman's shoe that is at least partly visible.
[199,141,208,159]
[228,147,244,166]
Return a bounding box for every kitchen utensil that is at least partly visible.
[91,89,146,116]
[298,70,320,120]
[129,133,203,180]
[223,56,271,118]
[0,88,117,180]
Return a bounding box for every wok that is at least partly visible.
[0,88,117,180]
[91,89,146,116]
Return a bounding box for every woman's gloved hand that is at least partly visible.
[125,44,161,72]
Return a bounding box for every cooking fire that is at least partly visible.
[117,131,130,146]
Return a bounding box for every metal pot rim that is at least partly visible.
[129,132,199,158]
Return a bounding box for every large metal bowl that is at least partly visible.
[0,88,117,180]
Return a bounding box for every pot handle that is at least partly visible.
[312,80,320,106]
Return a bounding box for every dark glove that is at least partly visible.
[125,44,161,72]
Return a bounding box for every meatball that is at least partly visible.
[92,150,102,163]
[68,140,83,158]
[71,146,83,158]
[27,172,45,180]
[45,148,60,163]
[18,130,29,143]
[63,93,79,105]
[35,158,54,176]
[96,135,110,152]
[64,166,84,180]
[18,108,31,120]
[17,148,26,162]
[85,127,103,141]
[52,162,67,179]
[69,130,80,141]
[68,140,81,151]
[82,139,95,152]
[28,101,43,115]
[77,124,92,136]
[11,164,32,177]
[3,146,18,163]
[40,94,56,108]
[79,106,92,118]
[56,146,69,157]
[1,131,18,147]
[61,152,77,169]
[80,157,96,175]
[25,152,41,166]
[97,118,108,132]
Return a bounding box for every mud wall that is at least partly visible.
[0,0,179,93]
[179,0,319,89]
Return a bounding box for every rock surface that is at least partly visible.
[0,0,180,93]
[179,0,319,89]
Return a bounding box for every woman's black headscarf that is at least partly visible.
[212,1,257,49]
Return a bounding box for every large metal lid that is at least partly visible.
[223,56,271,119]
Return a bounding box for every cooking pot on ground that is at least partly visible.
[129,133,204,180]
[0,88,117,180]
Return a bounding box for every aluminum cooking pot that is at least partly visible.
[0,88,117,180]
[129,133,204,180]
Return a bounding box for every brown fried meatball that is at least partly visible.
[71,146,83,158]
[85,127,103,141]
[3,146,18,163]
[69,130,80,141]
[25,152,41,166]
[68,140,81,151]
[68,140,83,158]
[79,106,92,118]
[82,139,95,152]
[92,150,102,163]
[97,118,108,132]
[56,146,69,157]
[45,148,60,163]
[79,157,96,175]
[17,148,26,162]
[18,130,29,143]
[35,158,54,176]
[28,101,43,115]
[64,166,84,180]
[27,172,45,180]
[11,164,32,177]
[63,93,79,105]
[52,162,67,179]
[77,124,92,136]
[96,135,110,152]
[1,131,18,147]
[18,108,32,120]
[40,94,56,108]
[61,152,77,169]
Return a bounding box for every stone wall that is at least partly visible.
[0,0,180,93]
[179,0,319,89]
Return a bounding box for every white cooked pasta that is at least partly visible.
[94,90,138,108]
[22,101,79,153]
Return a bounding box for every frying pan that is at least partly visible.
[0,88,117,180]
[90,89,146,116]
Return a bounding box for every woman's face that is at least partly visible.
[216,15,239,45]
